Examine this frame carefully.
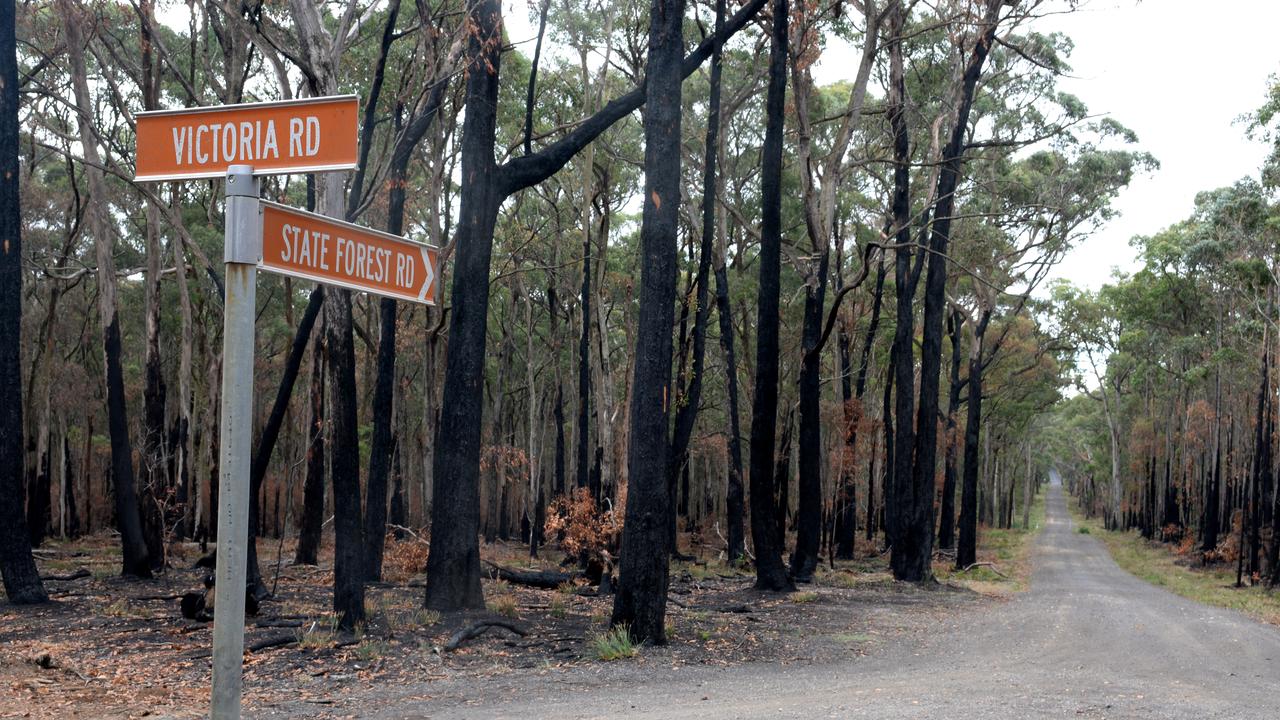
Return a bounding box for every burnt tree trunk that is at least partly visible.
[577,234,592,495]
[295,330,327,566]
[746,0,795,593]
[885,1,914,566]
[0,0,46,601]
[938,309,963,550]
[791,250,828,582]
[667,0,723,556]
[956,310,991,569]
[425,0,504,612]
[611,0,685,644]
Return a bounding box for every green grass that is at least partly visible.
[354,638,389,662]
[935,487,1047,594]
[296,615,340,648]
[789,591,819,604]
[589,626,637,661]
[830,632,872,645]
[1072,509,1280,626]
[549,597,568,618]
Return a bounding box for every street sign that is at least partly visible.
[134,96,359,181]
[259,201,438,305]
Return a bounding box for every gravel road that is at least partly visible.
[352,479,1280,719]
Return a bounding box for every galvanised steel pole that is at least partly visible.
[211,165,260,720]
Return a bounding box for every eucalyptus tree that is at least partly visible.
[784,0,888,583]
[0,0,47,604]
[56,0,152,577]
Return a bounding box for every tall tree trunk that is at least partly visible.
[956,311,991,569]
[746,0,795,592]
[550,282,568,498]
[791,250,828,582]
[295,330,327,566]
[425,0,504,612]
[361,0,410,586]
[885,0,914,564]
[611,0,686,644]
[139,0,167,571]
[577,234,592,494]
[0,0,46,602]
[362,296,396,581]
[60,0,150,577]
[667,0,722,556]
[715,228,746,562]
[938,309,963,549]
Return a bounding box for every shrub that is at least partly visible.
[381,532,431,583]
[544,487,624,571]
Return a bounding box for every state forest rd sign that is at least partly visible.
[134,96,359,181]
[259,201,438,305]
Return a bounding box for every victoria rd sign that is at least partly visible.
[134,95,359,181]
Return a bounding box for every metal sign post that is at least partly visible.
[131,95,434,720]
[210,165,260,720]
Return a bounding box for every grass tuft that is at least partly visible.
[589,626,637,661]
[487,594,519,618]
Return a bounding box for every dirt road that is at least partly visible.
[311,481,1280,719]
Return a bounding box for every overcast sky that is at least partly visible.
[810,0,1280,291]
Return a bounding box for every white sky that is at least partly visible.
[811,0,1280,291]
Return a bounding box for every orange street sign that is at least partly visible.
[259,202,438,305]
[134,96,359,181]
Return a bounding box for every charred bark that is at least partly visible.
[611,0,685,644]
[0,0,46,601]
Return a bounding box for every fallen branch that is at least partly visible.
[40,568,90,582]
[957,562,1008,579]
[444,620,528,651]
[247,634,297,653]
[255,619,303,629]
[483,561,577,589]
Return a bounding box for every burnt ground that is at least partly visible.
[1,530,993,719]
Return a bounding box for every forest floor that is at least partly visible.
[0,513,1039,719]
[1070,505,1280,626]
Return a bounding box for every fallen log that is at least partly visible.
[40,568,90,582]
[483,561,577,589]
[248,634,297,653]
[444,620,528,651]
